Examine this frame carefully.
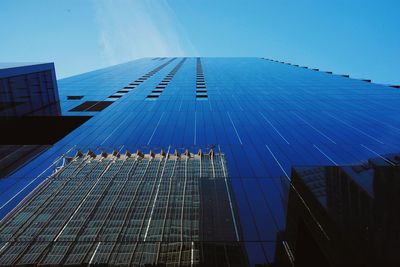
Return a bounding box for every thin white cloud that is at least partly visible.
[93,0,197,65]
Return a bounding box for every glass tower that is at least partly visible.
[1,57,400,266]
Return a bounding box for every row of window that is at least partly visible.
[146,58,187,99]
[111,58,177,100]
[69,59,177,112]
[263,58,376,83]
[196,58,207,99]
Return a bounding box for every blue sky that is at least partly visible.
[0,0,399,84]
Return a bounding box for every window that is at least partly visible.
[196,95,208,99]
[86,101,113,111]
[0,101,25,111]
[69,101,113,112]
[67,96,84,100]
[69,101,98,111]
[147,95,159,99]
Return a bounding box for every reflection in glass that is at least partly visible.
[274,154,400,267]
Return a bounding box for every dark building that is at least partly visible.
[276,154,400,267]
[0,63,89,179]
[0,62,60,117]
[0,63,60,179]
[1,58,400,266]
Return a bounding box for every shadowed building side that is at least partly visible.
[274,154,400,267]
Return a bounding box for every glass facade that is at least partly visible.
[0,150,246,266]
[1,57,400,266]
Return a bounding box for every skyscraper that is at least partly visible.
[1,57,400,266]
